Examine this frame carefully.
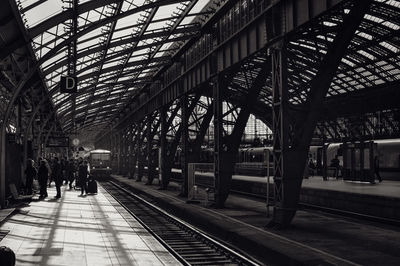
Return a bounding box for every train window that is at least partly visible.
[91,153,110,161]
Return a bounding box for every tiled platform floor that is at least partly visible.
[0,185,181,266]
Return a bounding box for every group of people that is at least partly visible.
[24,157,91,199]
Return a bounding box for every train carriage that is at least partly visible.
[89,149,112,180]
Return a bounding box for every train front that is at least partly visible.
[89,149,112,180]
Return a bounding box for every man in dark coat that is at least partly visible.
[53,157,63,198]
[38,160,48,199]
[24,159,37,195]
[78,161,88,196]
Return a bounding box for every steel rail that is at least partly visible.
[102,180,262,266]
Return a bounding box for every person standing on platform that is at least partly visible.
[48,158,55,188]
[61,158,67,185]
[43,158,52,181]
[24,159,37,195]
[53,157,63,198]
[330,155,340,179]
[78,160,88,196]
[308,157,316,177]
[66,158,76,189]
[374,156,382,183]
[38,160,48,199]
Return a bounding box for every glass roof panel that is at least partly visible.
[22,0,63,26]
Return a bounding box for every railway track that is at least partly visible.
[101,181,262,266]
[160,169,400,227]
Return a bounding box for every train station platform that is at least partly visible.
[231,175,400,221]
[0,185,181,266]
[110,174,400,266]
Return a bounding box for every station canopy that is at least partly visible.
[10,0,400,141]
[18,0,212,135]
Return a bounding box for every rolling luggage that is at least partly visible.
[87,177,97,194]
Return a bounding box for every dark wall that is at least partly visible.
[6,134,22,196]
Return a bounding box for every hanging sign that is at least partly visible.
[60,76,78,93]
[47,137,70,147]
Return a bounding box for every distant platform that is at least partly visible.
[233,174,400,198]
[230,174,400,220]
[0,185,181,266]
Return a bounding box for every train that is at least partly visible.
[233,139,400,179]
[89,149,112,179]
[171,139,400,178]
[119,139,399,181]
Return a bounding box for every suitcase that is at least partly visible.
[87,178,97,194]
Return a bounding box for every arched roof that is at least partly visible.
[10,0,215,136]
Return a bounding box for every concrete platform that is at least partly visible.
[231,175,400,220]
[111,174,400,266]
[233,175,400,198]
[0,185,181,266]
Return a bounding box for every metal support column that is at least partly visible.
[128,125,135,179]
[44,123,56,158]
[121,130,127,176]
[17,99,22,142]
[160,106,168,189]
[146,116,155,185]
[118,132,123,174]
[130,124,139,178]
[180,93,189,196]
[322,144,328,180]
[17,99,24,184]
[271,41,292,225]
[137,127,144,182]
[213,76,223,207]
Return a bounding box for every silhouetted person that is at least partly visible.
[61,158,67,185]
[53,157,63,198]
[66,158,76,189]
[38,160,48,199]
[330,155,340,179]
[308,158,316,177]
[48,158,55,188]
[374,156,382,183]
[24,159,37,195]
[0,246,15,266]
[78,161,88,196]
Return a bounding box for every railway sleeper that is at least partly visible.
[178,249,219,255]
[188,260,236,265]
[168,243,208,248]
[186,258,234,264]
[169,246,211,251]
[178,253,225,258]
[184,254,228,260]
[164,239,202,243]
[169,245,213,250]
[178,247,217,252]
[161,234,194,238]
